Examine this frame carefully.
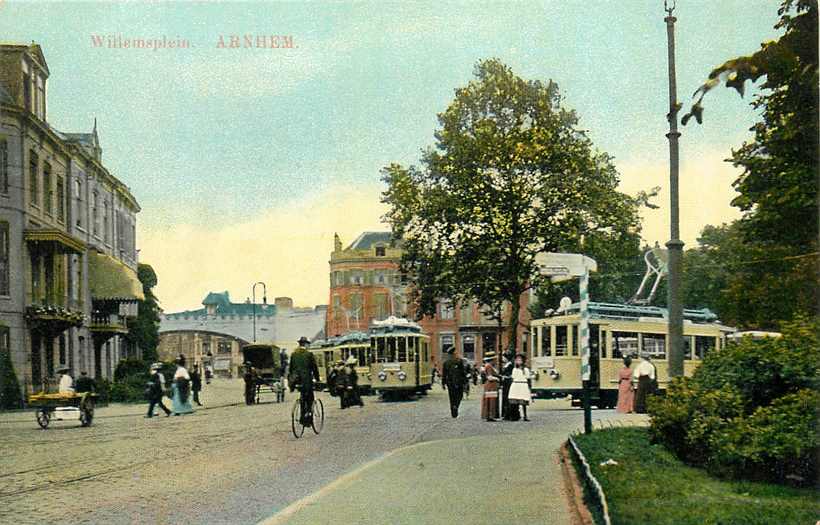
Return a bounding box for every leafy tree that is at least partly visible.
[382,59,651,352]
[125,263,161,364]
[680,0,818,328]
[681,222,818,329]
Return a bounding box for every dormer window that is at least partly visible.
[375,245,386,257]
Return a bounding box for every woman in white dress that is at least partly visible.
[508,354,533,422]
[171,355,194,415]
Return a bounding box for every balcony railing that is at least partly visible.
[25,296,86,327]
[88,311,128,333]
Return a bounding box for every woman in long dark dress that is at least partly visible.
[345,356,364,408]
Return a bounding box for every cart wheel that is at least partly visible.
[291,398,304,438]
[80,405,94,427]
[36,409,50,429]
[311,398,324,435]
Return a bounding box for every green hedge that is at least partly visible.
[649,317,819,485]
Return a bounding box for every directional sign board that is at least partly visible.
[535,252,597,282]
[535,252,597,381]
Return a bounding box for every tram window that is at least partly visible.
[641,334,666,359]
[684,337,693,360]
[387,338,397,362]
[571,325,579,356]
[375,337,387,362]
[555,326,568,356]
[612,332,639,359]
[398,338,407,362]
[541,326,551,356]
[695,336,716,359]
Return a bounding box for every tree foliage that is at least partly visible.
[382,59,651,351]
[680,0,818,328]
[681,222,817,329]
[0,343,22,409]
[125,263,161,363]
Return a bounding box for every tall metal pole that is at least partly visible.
[252,281,267,343]
[664,0,685,377]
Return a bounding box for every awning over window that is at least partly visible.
[88,251,145,302]
[24,229,85,254]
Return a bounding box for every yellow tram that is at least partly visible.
[309,339,339,390]
[529,302,735,408]
[335,331,373,394]
[369,317,432,397]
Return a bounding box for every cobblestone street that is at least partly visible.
[0,380,646,525]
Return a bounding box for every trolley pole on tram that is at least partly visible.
[664,0,685,377]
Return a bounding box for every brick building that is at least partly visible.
[327,232,530,368]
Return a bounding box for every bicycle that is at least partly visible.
[291,392,324,438]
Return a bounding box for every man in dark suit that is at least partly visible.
[442,346,467,418]
[288,336,320,425]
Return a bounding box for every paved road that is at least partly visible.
[0,380,645,525]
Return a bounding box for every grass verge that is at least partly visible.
[572,427,819,525]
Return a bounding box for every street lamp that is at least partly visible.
[663,0,685,377]
[252,281,267,342]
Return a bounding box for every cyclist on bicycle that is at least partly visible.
[288,336,320,426]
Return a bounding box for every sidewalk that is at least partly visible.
[262,426,574,525]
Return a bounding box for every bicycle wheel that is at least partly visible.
[311,398,324,434]
[36,408,50,429]
[291,397,304,438]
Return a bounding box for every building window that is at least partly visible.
[103,201,109,243]
[375,245,386,257]
[43,162,52,215]
[439,334,454,355]
[74,179,83,228]
[332,295,342,321]
[217,341,231,354]
[29,151,38,207]
[0,140,8,194]
[23,71,31,112]
[56,176,65,221]
[0,325,8,355]
[351,271,363,286]
[91,191,98,236]
[374,292,388,320]
[438,300,454,320]
[0,222,8,295]
[37,75,46,121]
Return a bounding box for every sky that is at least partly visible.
[0,1,782,312]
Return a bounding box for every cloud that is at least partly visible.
[616,147,743,246]
[139,183,388,312]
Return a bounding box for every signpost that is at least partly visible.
[535,252,598,434]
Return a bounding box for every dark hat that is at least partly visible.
[298,336,310,346]
[482,356,495,362]
[57,366,69,373]
[515,353,526,361]
[445,346,455,354]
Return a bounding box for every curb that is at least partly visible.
[559,442,595,525]
[567,435,612,525]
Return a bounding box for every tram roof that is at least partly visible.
[555,302,719,323]
[370,316,422,334]
[336,331,370,344]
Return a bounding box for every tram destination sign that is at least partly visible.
[534,252,597,281]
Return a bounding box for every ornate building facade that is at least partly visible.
[0,43,143,394]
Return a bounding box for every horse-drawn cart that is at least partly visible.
[242,343,285,403]
[27,392,98,429]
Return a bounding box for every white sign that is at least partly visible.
[535,252,597,281]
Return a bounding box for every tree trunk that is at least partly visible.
[508,296,521,355]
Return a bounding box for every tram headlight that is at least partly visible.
[397,371,407,382]
[378,371,388,382]
[549,369,560,380]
